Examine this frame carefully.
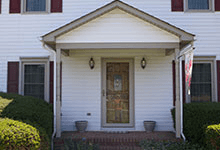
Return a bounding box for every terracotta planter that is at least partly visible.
[143,121,156,132]
[75,121,88,132]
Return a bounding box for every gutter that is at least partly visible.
[40,39,57,150]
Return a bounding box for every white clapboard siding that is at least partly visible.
[61,50,174,131]
[0,0,220,132]
[57,9,179,43]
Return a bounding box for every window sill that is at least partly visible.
[184,9,214,13]
[21,11,50,15]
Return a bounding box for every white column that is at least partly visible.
[56,48,61,137]
[175,48,181,138]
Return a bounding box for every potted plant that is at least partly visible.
[143,121,156,132]
[75,121,88,132]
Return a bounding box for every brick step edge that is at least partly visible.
[99,145,142,150]
[54,139,140,145]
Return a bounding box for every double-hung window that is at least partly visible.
[190,58,216,102]
[23,0,48,13]
[185,0,213,11]
[20,58,49,101]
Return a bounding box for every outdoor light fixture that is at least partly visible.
[141,57,146,69]
[89,57,95,69]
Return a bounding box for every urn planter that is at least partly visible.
[143,121,156,132]
[75,121,88,132]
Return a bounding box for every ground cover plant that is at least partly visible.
[64,138,100,150]
[0,92,53,149]
[139,140,208,150]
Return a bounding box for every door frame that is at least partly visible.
[101,58,134,128]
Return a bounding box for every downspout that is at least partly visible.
[40,40,57,150]
[179,56,186,141]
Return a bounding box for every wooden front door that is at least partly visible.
[102,59,134,127]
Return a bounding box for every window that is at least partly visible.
[185,0,213,11]
[24,64,45,99]
[190,58,217,102]
[20,58,49,102]
[23,0,49,13]
[191,63,212,102]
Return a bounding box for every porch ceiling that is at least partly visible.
[41,0,195,50]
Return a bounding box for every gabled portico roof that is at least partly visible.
[42,0,195,49]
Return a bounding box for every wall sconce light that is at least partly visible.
[141,57,146,69]
[89,57,95,69]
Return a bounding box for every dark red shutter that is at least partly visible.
[60,62,62,102]
[50,62,54,104]
[172,60,186,106]
[182,60,186,104]
[7,62,19,94]
[9,0,21,13]
[51,0,62,12]
[171,0,183,11]
[215,0,220,11]
[217,61,220,102]
[172,61,176,106]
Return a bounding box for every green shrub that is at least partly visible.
[0,92,53,136]
[171,102,220,145]
[0,118,41,150]
[139,140,207,150]
[206,123,220,149]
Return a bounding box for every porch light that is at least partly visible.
[89,57,95,69]
[141,57,146,69]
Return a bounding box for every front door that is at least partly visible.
[102,58,134,127]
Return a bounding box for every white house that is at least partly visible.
[0,0,220,138]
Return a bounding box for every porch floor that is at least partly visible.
[54,131,180,150]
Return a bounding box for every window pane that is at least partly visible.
[188,0,209,9]
[26,0,46,11]
[24,64,45,100]
[190,63,211,102]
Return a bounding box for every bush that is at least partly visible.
[171,102,220,145]
[0,118,41,150]
[139,140,206,150]
[0,92,53,136]
[206,123,220,149]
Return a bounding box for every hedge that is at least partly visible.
[0,92,53,150]
[0,92,53,136]
[206,123,220,149]
[171,102,220,145]
[0,118,41,150]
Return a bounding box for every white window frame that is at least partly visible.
[19,57,50,102]
[186,56,217,103]
[184,0,214,12]
[21,0,50,14]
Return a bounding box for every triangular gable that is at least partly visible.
[56,8,179,43]
[42,0,195,47]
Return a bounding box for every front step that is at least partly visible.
[54,131,178,150]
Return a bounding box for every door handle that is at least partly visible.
[102,89,105,96]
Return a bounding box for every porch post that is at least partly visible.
[56,48,61,137]
[175,48,181,138]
